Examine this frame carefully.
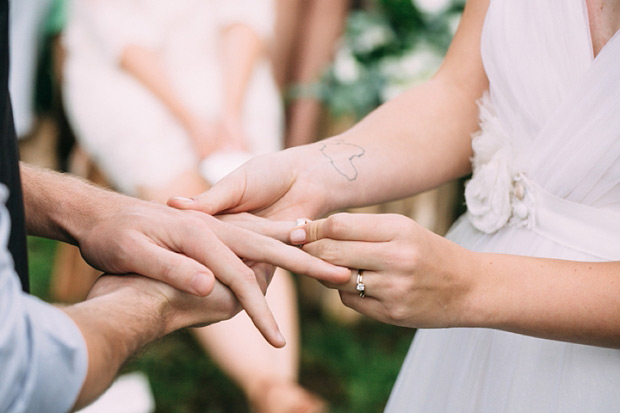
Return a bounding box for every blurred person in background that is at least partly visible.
[60,0,324,411]
[1,3,349,410]
[272,0,350,148]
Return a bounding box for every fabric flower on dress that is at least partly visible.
[465,93,532,234]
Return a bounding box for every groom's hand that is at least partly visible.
[86,273,243,333]
[20,163,345,347]
[77,197,278,346]
[78,196,348,347]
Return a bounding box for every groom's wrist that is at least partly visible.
[21,163,120,244]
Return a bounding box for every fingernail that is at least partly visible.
[276,331,287,347]
[332,266,351,280]
[191,273,212,296]
[290,228,306,244]
[170,196,195,204]
[335,265,349,274]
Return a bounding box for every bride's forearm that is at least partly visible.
[299,77,481,213]
[295,0,489,213]
[465,253,620,348]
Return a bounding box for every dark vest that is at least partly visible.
[0,0,30,292]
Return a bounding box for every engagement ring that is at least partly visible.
[356,269,365,297]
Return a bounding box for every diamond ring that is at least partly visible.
[356,269,365,297]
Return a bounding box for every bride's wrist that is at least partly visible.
[285,142,339,217]
[304,135,370,214]
[457,251,510,330]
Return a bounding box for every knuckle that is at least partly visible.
[238,266,257,283]
[229,267,258,293]
[395,252,415,273]
[249,237,271,262]
[391,213,408,225]
[160,260,177,282]
[313,240,339,263]
[115,231,142,264]
[404,246,422,270]
[189,214,207,227]
[324,214,346,237]
[186,215,211,232]
[382,247,404,266]
[385,214,410,239]
[388,304,409,323]
[387,241,420,272]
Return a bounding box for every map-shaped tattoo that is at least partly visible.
[320,140,366,181]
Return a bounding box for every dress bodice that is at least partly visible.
[464,0,620,259]
[479,0,620,206]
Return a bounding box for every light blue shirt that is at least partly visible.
[0,184,87,412]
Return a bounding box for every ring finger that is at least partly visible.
[302,239,389,272]
[323,268,380,299]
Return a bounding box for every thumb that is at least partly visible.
[290,213,389,245]
[167,170,248,215]
[289,218,329,245]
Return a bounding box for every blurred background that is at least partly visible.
[16,0,464,411]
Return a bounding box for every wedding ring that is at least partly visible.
[356,269,366,297]
[293,218,310,247]
[296,218,310,226]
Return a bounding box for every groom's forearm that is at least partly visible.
[20,162,131,244]
[64,274,242,410]
[63,278,169,410]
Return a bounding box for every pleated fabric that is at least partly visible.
[385,1,620,411]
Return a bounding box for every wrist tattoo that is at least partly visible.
[320,140,366,181]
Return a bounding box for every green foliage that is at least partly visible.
[26,237,56,300]
[320,0,464,119]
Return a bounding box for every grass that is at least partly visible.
[27,236,415,413]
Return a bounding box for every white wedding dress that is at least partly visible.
[386,1,620,411]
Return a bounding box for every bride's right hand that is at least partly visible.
[167,145,330,221]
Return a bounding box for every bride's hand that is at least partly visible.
[167,139,357,222]
[290,213,479,328]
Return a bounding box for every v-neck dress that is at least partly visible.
[386,1,620,411]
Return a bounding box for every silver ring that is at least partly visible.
[294,218,310,248]
[356,269,365,297]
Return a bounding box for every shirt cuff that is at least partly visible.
[20,295,89,413]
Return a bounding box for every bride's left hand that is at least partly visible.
[290,213,479,329]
